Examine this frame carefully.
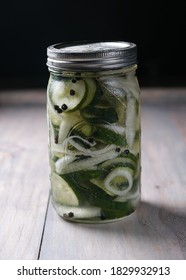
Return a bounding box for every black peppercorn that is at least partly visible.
[54,136,58,144]
[68,212,74,218]
[54,105,59,111]
[61,104,68,111]
[70,89,76,96]
[124,149,129,155]
[54,105,62,113]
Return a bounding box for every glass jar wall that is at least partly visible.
[47,41,141,223]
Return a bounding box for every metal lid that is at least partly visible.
[47,41,137,72]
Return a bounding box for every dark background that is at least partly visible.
[1,0,186,89]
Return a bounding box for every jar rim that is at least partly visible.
[47,40,137,72]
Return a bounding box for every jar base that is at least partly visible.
[51,197,139,224]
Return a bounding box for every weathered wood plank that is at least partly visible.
[0,90,46,106]
[0,88,186,106]
[0,107,50,259]
[39,102,186,260]
[142,88,186,104]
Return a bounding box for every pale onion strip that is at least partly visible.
[55,148,121,175]
[126,93,136,148]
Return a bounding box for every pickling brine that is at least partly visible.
[47,41,141,223]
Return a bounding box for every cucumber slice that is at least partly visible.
[49,120,64,158]
[104,167,134,196]
[101,157,136,171]
[93,125,126,146]
[51,78,87,112]
[47,89,63,126]
[72,170,104,181]
[90,178,115,196]
[99,75,140,101]
[51,172,79,206]
[80,106,118,124]
[88,82,104,106]
[100,205,134,220]
[80,78,96,108]
[72,121,94,137]
[61,173,136,211]
[58,111,83,143]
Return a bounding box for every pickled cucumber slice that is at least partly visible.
[51,172,79,206]
[93,125,126,146]
[80,106,118,124]
[61,173,136,211]
[58,111,83,143]
[51,78,87,112]
[81,78,96,108]
[99,75,140,101]
[101,156,136,171]
[100,204,134,220]
[47,89,63,126]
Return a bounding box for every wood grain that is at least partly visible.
[0,107,50,259]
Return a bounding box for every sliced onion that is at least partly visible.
[104,167,133,196]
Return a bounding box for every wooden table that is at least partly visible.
[0,88,186,260]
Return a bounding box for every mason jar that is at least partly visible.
[46,41,141,223]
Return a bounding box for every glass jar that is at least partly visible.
[46,41,141,223]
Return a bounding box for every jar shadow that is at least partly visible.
[75,200,186,253]
[50,200,186,259]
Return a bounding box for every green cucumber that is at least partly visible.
[80,78,96,108]
[72,169,107,181]
[100,203,135,220]
[71,122,95,138]
[47,88,63,126]
[51,78,87,112]
[51,172,79,206]
[101,157,136,172]
[80,106,118,124]
[50,78,97,113]
[58,111,83,143]
[86,182,136,210]
[88,82,104,106]
[61,173,114,208]
[120,150,138,161]
[59,173,137,211]
[93,125,126,146]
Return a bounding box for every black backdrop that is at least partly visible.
[1,0,186,89]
